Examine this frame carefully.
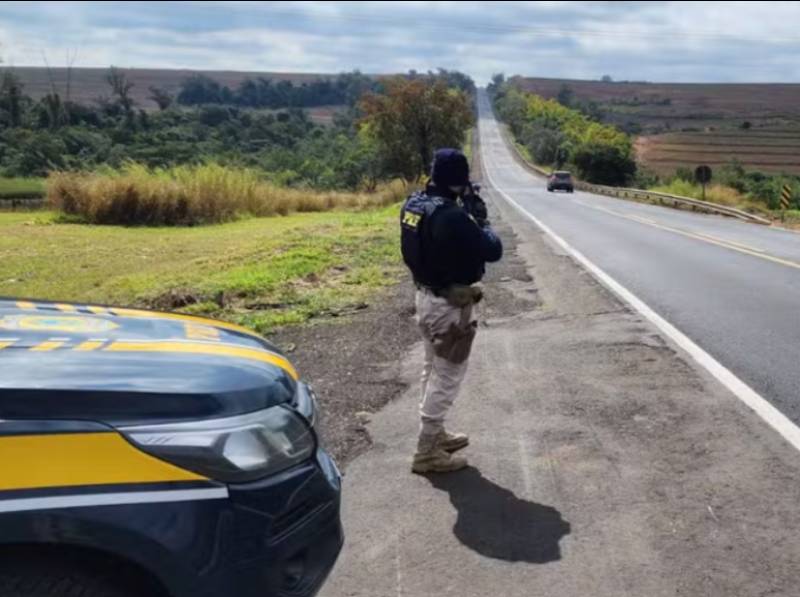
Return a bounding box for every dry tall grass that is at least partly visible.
[650,179,767,214]
[47,163,408,225]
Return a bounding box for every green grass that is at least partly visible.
[513,140,534,163]
[776,209,800,228]
[0,178,46,199]
[0,205,403,333]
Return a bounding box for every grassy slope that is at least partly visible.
[0,205,403,332]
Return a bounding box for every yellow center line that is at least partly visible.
[625,214,660,226]
[582,203,800,271]
[691,232,766,253]
[0,340,15,350]
[55,303,78,313]
[15,301,36,310]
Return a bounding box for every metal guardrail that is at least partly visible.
[575,183,772,225]
[499,124,771,226]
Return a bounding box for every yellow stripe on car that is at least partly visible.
[0,432,205,492]
[30,340,66,352]
[184,323,221,341]
[74,340,105,351]
[8,302,263,342]
[111,307,264,340]
[105,340,299,380]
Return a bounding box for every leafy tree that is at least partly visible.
[557,84,575,107]
[488,73,505,95]
[106,67,135,114]
[148,86,173,111]
[39,93,65,130]
[177,75,226,105]
[495,87,528,137]
[494,83,635,184]
[359,77,474,180]
[0,68,475,192]
[572,142,636,185]
[0,72,24,127]
[522,123,565,166]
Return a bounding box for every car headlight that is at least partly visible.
[294,382,318,427]
[121,406,316,483]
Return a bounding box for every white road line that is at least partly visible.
[479,119,800,455]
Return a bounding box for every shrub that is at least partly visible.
[675,166,694,183]
[631,167,660,189]
[47,162,408,226]
[650,179,765,213]
[572,143,636,185]
[495,85,635,185]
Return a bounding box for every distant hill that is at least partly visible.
[513,76,800,176]
[514,76,800,130]
[7,67,353,110]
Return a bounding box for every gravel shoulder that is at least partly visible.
[270,198,535,466]
[270,281,418,465]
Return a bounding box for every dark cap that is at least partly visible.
[431,148,470,187]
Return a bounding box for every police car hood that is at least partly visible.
[0,299,298,425]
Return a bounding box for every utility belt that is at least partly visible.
[417,283,483,308]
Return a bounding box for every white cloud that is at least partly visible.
[1,1,800,82]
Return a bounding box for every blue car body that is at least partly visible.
[0,299,342,597]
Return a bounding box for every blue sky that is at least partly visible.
[2,1,800,83]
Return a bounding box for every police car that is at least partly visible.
[0,299,342,597]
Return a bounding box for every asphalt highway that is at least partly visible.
[477,89,800,425]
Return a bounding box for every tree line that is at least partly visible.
[491,75,636,185]
[0,66,475,191]
[176,68,475,108]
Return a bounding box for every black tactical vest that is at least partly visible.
[400,191,445,287]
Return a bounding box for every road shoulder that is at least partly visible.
[321,183,800,597]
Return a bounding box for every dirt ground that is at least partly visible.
[270,280,418,466]
[270,202,535,467]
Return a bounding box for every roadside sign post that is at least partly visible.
[780,184,792,221]
[695,165,712,202]
[781,184,792,209]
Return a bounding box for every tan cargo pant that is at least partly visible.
[415,287,479,436]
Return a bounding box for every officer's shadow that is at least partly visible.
[423,466,571,564]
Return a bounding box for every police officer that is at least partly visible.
[400,148,503,474]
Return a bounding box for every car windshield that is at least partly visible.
[555,173,571,180]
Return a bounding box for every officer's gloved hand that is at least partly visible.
[470,196,490,228]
